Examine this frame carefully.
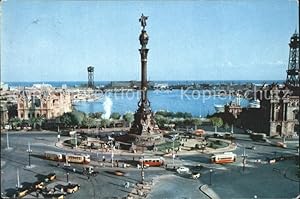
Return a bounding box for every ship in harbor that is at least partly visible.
[248,99,261,108]
[214,104,225,113]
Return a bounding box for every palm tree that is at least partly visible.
[28,117,39,130]
[9,117,21,130]
[36,116,45,130]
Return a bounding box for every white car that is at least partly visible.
[176,167,190,174]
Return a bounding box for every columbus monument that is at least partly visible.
[128,14,163,146]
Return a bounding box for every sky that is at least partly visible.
[1,0,299,82]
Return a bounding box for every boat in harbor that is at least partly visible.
[214,104,225,113]
[248,99,260,108]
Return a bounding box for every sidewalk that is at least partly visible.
[54,138,148,157]
[199,184,221,199]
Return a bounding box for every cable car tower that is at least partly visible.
[286,31,299,87]
[87,66,95,89]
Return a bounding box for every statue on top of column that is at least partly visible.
[139,13,148,30]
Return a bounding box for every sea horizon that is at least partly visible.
[3,79,285,88]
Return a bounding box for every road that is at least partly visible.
[1,131,299,198]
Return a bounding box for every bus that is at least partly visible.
[139,157,165,167]
[65,153,90,164]
[45,151,64,161]
[211,152,237,164]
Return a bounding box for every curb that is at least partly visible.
[199,184,221,199]
[199,184,212,199]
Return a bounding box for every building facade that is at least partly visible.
[0,103,8,128]
[238,31,299,137]
[17,89,72,120]
[258,84,299,137]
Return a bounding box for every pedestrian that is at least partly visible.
[133,157,135,161]
[165,164,168,169]
[124,182,130,188]
[102,156,105,162]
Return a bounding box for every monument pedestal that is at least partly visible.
[130,104,163,146]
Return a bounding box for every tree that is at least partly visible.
[123,112,134,128]
[111,119,117,128]
[224,123,230,132]
[211,117,223,133]
[59,111,85,129]
[154,115,169,128]
[111,112,121,120]
[71,111,85,127]
[9,117,21,130]
[101,119,111,128]
[88,112,103,119]
[36,116,45,130]
[28,117,38,130]
[82,117,96,130]
[59,113,72,128]
[191,118,202,130]
[21,119,30,129]
[209,112,235,125]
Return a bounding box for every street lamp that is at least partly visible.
[242,147,247,172]
[6,133,10,150]
[16,168,21,189]
[74,133,77,148]
[209,169,213,186]
[26,142,32,167]
[141,155,145,184]
[111,144,115,168]
[66,172,69,184]
[140,141,146,184]
[57,132,60,142]
[172,137,175,167]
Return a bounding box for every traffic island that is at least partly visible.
[199,184,221,199]
[126,181,153,199]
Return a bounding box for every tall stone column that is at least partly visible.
[128,14,162,146]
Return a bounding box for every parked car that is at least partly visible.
[276,142,287,148]
[224,133,234,139]
[176,167,190,174]
[46,173,56,181]
[65,184,80,194]
[213,133,223,138]
[16,187,30,198]
[245,146,256,150]
[33,181,45,189]
[82,166,99,176]
[191,172,200,179]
